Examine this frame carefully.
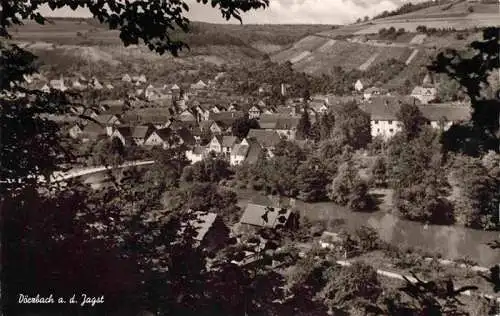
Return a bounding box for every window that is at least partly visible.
[377,128,380,133]
[374,120,379,124]
[389,129,394,133]
[388,120,393,125]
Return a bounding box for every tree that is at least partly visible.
[318,111,335,141]
[1,1,272,314]
[327,159,372,211]
[296,157,329,202]
[181,158,232,183]
[231,115,260,139]
[331,102,371,151]
[296,105,312,140]
[429,27,500,154]
[437,75,464,102]
[396,103,428,140]
[371,156,388,188]
[1,0,269,55]
[318,262,383,315]
[452,156,499,229]
[92,137,126,167]
[388,130,454,224]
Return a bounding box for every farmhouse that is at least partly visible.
[181,211,228,250]
[246,129,281,152]
[248,105,262,119]
[360,99,471,140]
[411,86,437,104]
[185,146,207,164]
[259,114,299,140]
[239,203,292,229]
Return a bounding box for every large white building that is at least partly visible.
[361,97,471,140]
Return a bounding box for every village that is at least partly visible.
[31,69,471,167]
[3,0,500,313]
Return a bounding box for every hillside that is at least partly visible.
[271,1,500,89]
[10,19,334,64]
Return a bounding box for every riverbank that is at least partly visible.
[234,188,500,267]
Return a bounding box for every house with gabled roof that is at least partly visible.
[122,74,132,82]
[72,79,86,90]
[190,80,208,90]
[186,145,207,164]
[230,143,250,166]
[208,135,223,154]
[209,111,244,129]
[411,86,437,104]
[111,126,133,146]
[363,87,382,100]
[246,129,281,152]
[111,125,155,146]
[221,136,238,156]
[80,122,107,142]
[91,78,103,90]
[194,104,212,121]
[144,127,193,149]
[144,128,172,148]
[180,210,229,250]
[49,76,67,91]
[248,105,261,119]
[239,203,292,229]
[178,109,197,123]
[227,103,240,112]
[259,114,299,140]
[354,79,364,92]
[360,98,471,140]
[95,114,121,136]
[69,123,84,139]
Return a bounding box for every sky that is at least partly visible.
[38,0,407,25]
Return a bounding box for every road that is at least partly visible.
[40,160,156,183]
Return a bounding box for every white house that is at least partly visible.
[208,135,223,154]
[122,74,132,82]
[354,79,364,92]
[185,146,207,164]
[248,105,261,119]
[360,99,471,140]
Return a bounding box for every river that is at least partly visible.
[235,188,500,267]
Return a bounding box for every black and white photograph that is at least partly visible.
[1,0,499,315]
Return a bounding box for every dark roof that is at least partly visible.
[244,141,262,164]
[177,128,196,145]
[81,122,106,136]
[186,211,218,242]
[360,99,471,122]
[259,114,300,130]
[419,104,471,121]
[155,127,173,141]
[208,111,244,125]
[114,126,132,138]
[232,144,249,157]
[95,114,117,125]
[178,110,197,122]
[247,129,281,148]
[222,136,238,148]
[199,120,215,131]
[239,203,292,228]
[132,125,153,139]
